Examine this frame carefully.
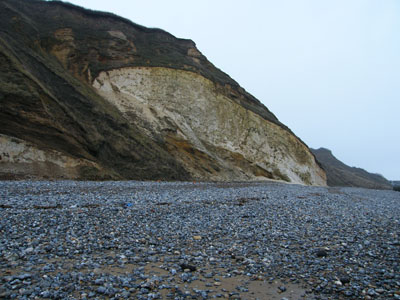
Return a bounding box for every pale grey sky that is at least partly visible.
[65,0,400,180]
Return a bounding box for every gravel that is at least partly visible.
[0,180,399,299]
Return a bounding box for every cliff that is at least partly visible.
[311,148,391,189]
[0,0,326,185]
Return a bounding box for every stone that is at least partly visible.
[316,249,328,257]
[179,263,196,272]
[278,286,287,293]
[97,287,107,294]
[340,276,351,284]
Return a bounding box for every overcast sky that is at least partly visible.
[65,0,399,180]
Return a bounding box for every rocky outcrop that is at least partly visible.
[0,134,105,180]
[311,148,391,189]
[93,67,325,184]
[0,0,326,185]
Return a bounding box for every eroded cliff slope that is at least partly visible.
[0,0,326,185]
[311,148,391,189]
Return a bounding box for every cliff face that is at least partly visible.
[311,148,391,189]
[0,0,326,185]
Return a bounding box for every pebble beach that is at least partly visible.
[0,181,399,299]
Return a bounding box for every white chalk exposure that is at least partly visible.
[93,67,326,185]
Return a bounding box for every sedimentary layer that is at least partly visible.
[0,0,326,185]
